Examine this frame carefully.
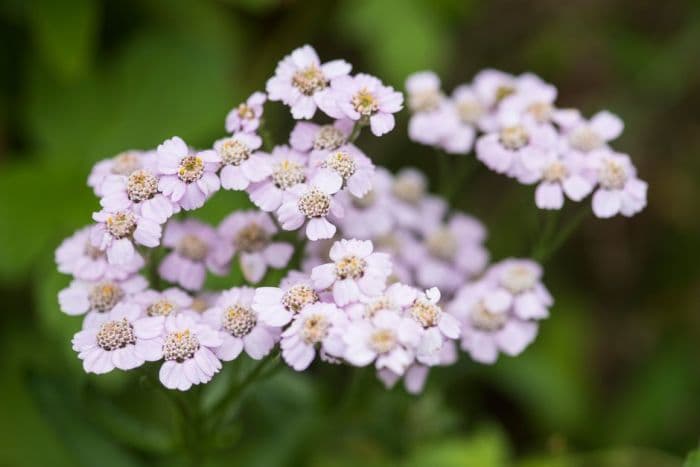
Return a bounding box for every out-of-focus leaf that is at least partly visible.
[685,449,700,467]
[27,371,146,467]
[337,0,454,84]
[517,448,681,467]
[404,427,509,467]
[28,0,98,79]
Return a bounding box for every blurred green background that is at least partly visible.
[1,0,699,466]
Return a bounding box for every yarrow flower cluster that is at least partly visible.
[54,45,642,395]
[406,70,648,218]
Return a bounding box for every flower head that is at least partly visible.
[248,145,310,212]
[225,91,266,134]
[213,133,272,191]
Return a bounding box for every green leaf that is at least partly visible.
[685,449,700,467]
[404,427,509,467]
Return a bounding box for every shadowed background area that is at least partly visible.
[0,0,699,466]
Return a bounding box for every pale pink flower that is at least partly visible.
[289,119,353,155]
[213,133,272,191]
[451,84,492,131]
[405,71,444,113]
[99,170,177,224]
[406,287,460,366]
[311,239,392,306]
[202,287,279,361]
[159,220,227,291]
[248,146,309,212]
[319,73,404,136]
[276,172,344,241]
[484,258,553,320]
[266,45,352,119]
[88,150,155,196]
[343,310,420,374]
[280,302,347,371]
[496,73,559,125]
[475,116,558,183]
[377,364,429,394]
[253,272,320,327]
[388,168,447,231]
[58,275,148,326]
[560,110,624,156]
[525,151,595,210]
[72,302,164,374]
[334,168,395,239]
[216,210,293,283]
[472,69,518,109]
[345,282,418,321]
[91,209,162,265]
[408,104,476,154]
[448,280,538,364]
[225,91,266,134]
[157,314,223,391]
[156,136,220,211]
[56,226,144,281]
[589,149,647,218]
[309,144,375,198]
[132,287,196,318]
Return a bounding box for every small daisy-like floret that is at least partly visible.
[280,302,347,371]
[589,150,647,218]
[311,239,392,306]
[216,210,294,283]
[335,169,395,239]
[159,220,227,291]
[309,144,375,198]
[523,151,594,210]
[276,171,344,241]
[58,275,148,327]
[406,287,460,365]
[266,45,352,119]
[319,73,404,136]
[561,110,624,155]
[253,273,320,327]
[72,302,164,374]
[133,287,195,318]
[91,208,163,266]
[156,136,220,211]
[248,145,309,212]
[225,91,266,134]
[157,314,223,391]
[203,287,279,361]
[289,119,353,155]
[56,226,145,281]
[485,258,553,320]
[343,310,421,374]
[213,133,272,191]
[99,169,177,224]
[448,280,538,364]
[405,71,444,113]
[88,150,155,196]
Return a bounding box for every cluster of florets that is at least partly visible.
[406,70,648,218]
[55,45,556,394]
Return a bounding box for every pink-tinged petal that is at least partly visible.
[344,344,376,366]
[134,221,162,248]
[107,238,136,265]
[133,316,165,339]
[306,217,336,241]
[369,113,395,137]
[291,45,320,68]
[158,136,188,159]
[282,341,316,371]
[484,289,512,313]
[277,203,305,231]
[514,293,549,320]
[316,90,345,119]
[404,365,429,394]
[496,320,538,356]
[197,172,221,195]
[590,111,623,141]
[59,285,90,315]
[312,170,343,195]
[398,319,422,347]
[311,263,336,290]
[83,348,116,374]
[216,335,244,361]
[220,165,249,190]
[262,242,294,269]
[464,332,499,364]
[322,59,352,78]
[250,183,283,212]
[291,96,317,120]
[240,253,267,284]
[113,346,144,370]
[180,183,207,211]
[158,176,186,202]
[198,149,220,164]
[243,327,275,359]
[135,338,163,361]
[592,189,622,218]
[241,157,272,182]
[141,196,174,224]
[438,313,461,339]
[562,175,593,201]
[346,173,372,197]
[333,279,360,306]
[535,182,564,210]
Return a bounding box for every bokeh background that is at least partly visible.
[1,0,699,466]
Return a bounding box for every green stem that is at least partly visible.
[347,121,363,144]
[532,205,589,263]
[445,155,477,205]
